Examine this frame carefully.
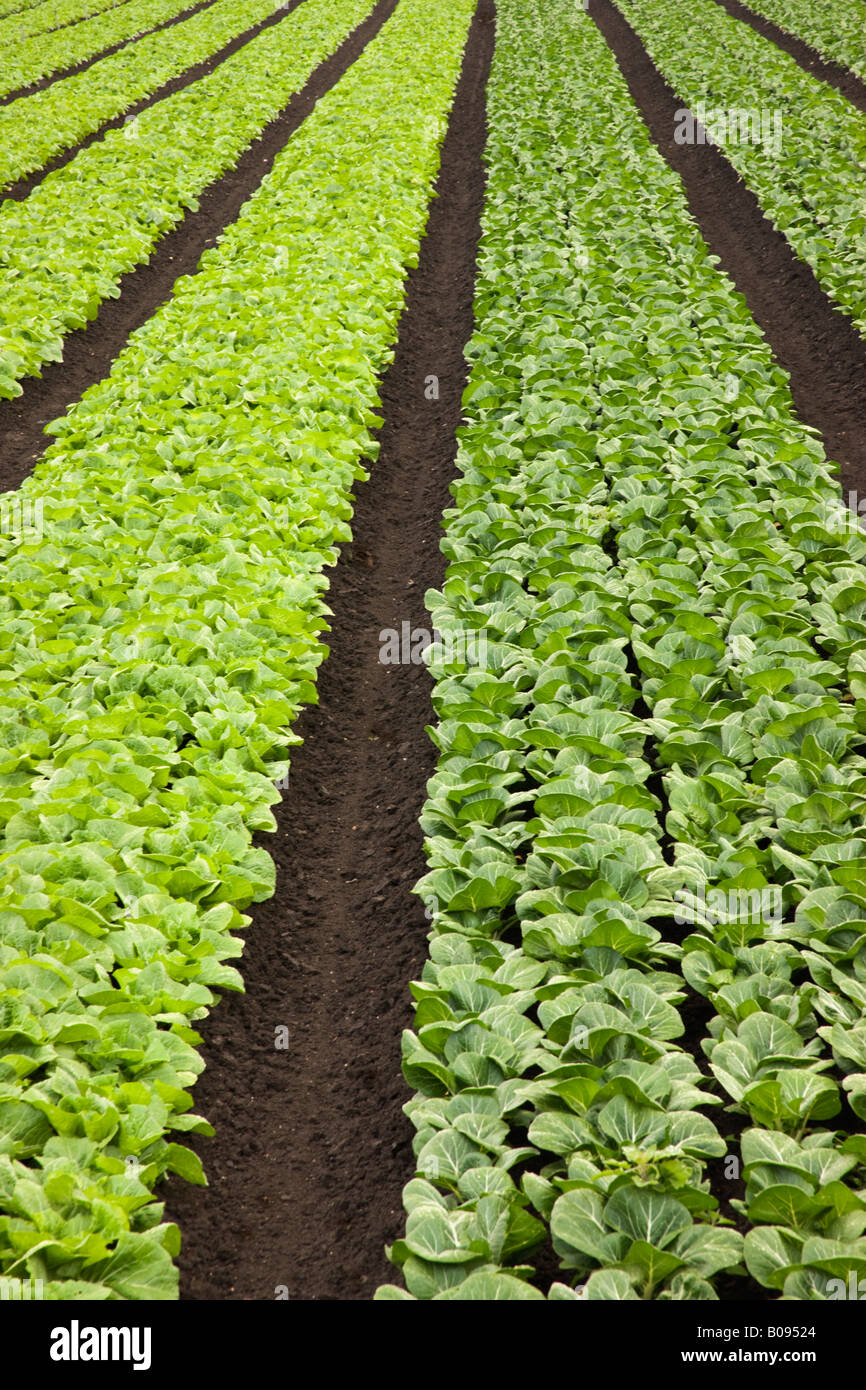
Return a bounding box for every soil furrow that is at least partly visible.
[163,0,495,1303]
[0,0,398,496]
[0,0,218,105]
[591,0,866,503]
[3,0,307,203]
[711,0,866,116]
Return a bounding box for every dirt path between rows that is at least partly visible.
[164,0,495,1302]
[3,0,309,201]
[711,0,866,116]
[0,0,397,495]
[592,0,866,504]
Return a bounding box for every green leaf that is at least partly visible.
[604,1188,693,1249]
[744,1226,804,1290]
[550,1190,626,1264]
[435,1270,545,1300]
[88,1233,179,1300]
[583,1268,640,1300]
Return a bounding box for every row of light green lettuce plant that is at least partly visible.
[0,0,204,97]
[0,0,139,47]
[0,0,281,192]
[0,0,476,1299]
[378,0,866,1301]
[0,0,374,400]
[0,0,53,22]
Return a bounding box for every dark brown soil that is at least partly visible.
[591,0,866,503]
[712,0,866,116]
[0,0,218,105]
[163,0,495,1301]
[3,0,309,201]
[0,0,399,494]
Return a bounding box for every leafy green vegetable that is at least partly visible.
[734,0,866,82]
[0,0,208,97]
[0,0,374,396]
[616,0,866,341]
[0,0,151,48]
[0,0,295,192]
[381,0,866,1300]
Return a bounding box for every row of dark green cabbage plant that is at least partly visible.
[614,0,866,342]
[378,0,866,1301]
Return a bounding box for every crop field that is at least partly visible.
[1,0,866,1330]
